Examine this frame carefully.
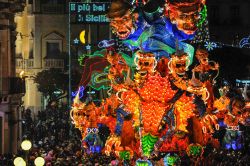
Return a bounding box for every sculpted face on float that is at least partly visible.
[107,0,139,40]
[135,51,156,75]
[167,0,205,35]
[196,49,209,65]
[171,53,189,75]
[109,10,138,39]
[172,9,200,35]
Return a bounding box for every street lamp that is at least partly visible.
[34,157,45,166]
[13,157,26,166]
[21,139,32,165]
[21,140,32,151]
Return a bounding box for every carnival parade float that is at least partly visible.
[70,0,249,165]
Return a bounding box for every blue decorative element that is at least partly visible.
[98,39,115,48]
[121,9,194,61]
[204,41,217,51]
[163,153,180,166]
[87,91,95,94]
[84,133,103,154]
[232,141,237,150]
[135,159,153,166]
[86,44,91,50]
[223,130,243,150]
[89,145,102,153]
[71,86,85,99]
[236,79,250,84]
[74,38,79,44]
[225,140,242,150]
[239,35,250,48]
[218,120,227,128]
[115,108,130,135]
[225,143,231,150]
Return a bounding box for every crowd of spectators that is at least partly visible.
[0,100,250,165]
[0,103,82,166]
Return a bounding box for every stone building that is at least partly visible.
[0,0,25,154]
[15,0,110,113]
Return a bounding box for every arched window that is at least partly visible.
[42,31,64,59]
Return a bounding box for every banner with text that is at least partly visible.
[70,2,110,24]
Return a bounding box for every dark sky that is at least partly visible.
[210,47,250,83]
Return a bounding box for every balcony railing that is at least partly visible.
[16,59,34,69]
[41,4,64,14]
[43,59,64,69]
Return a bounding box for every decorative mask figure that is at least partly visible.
[107,0,138,39]
[134,50,157,76]
[168,50,190,76]
[166,0,205,35]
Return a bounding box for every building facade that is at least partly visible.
[0,0,25,154]
[15,0,70,113]
[15,0,110,113]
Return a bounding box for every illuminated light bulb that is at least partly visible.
[34,157,45,166]
[14,157,26,166]
[21,140,32,151]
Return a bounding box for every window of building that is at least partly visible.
[29,49,33,59]
[46,42,61,58]
[42,32,64,59]
[230,5,240,18]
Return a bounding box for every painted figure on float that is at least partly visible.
[166,0,206,39]
[107,0,196,59]
[71,50,221,163]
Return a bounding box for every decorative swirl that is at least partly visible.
[70,109,75,125]
[116,88,128,102]
[209,60,219,84]
[168,59,173,74]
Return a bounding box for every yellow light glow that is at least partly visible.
[14,157,26,166]
[19,70,25,78]
[34,157,45,166]
[21,140,32,151]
